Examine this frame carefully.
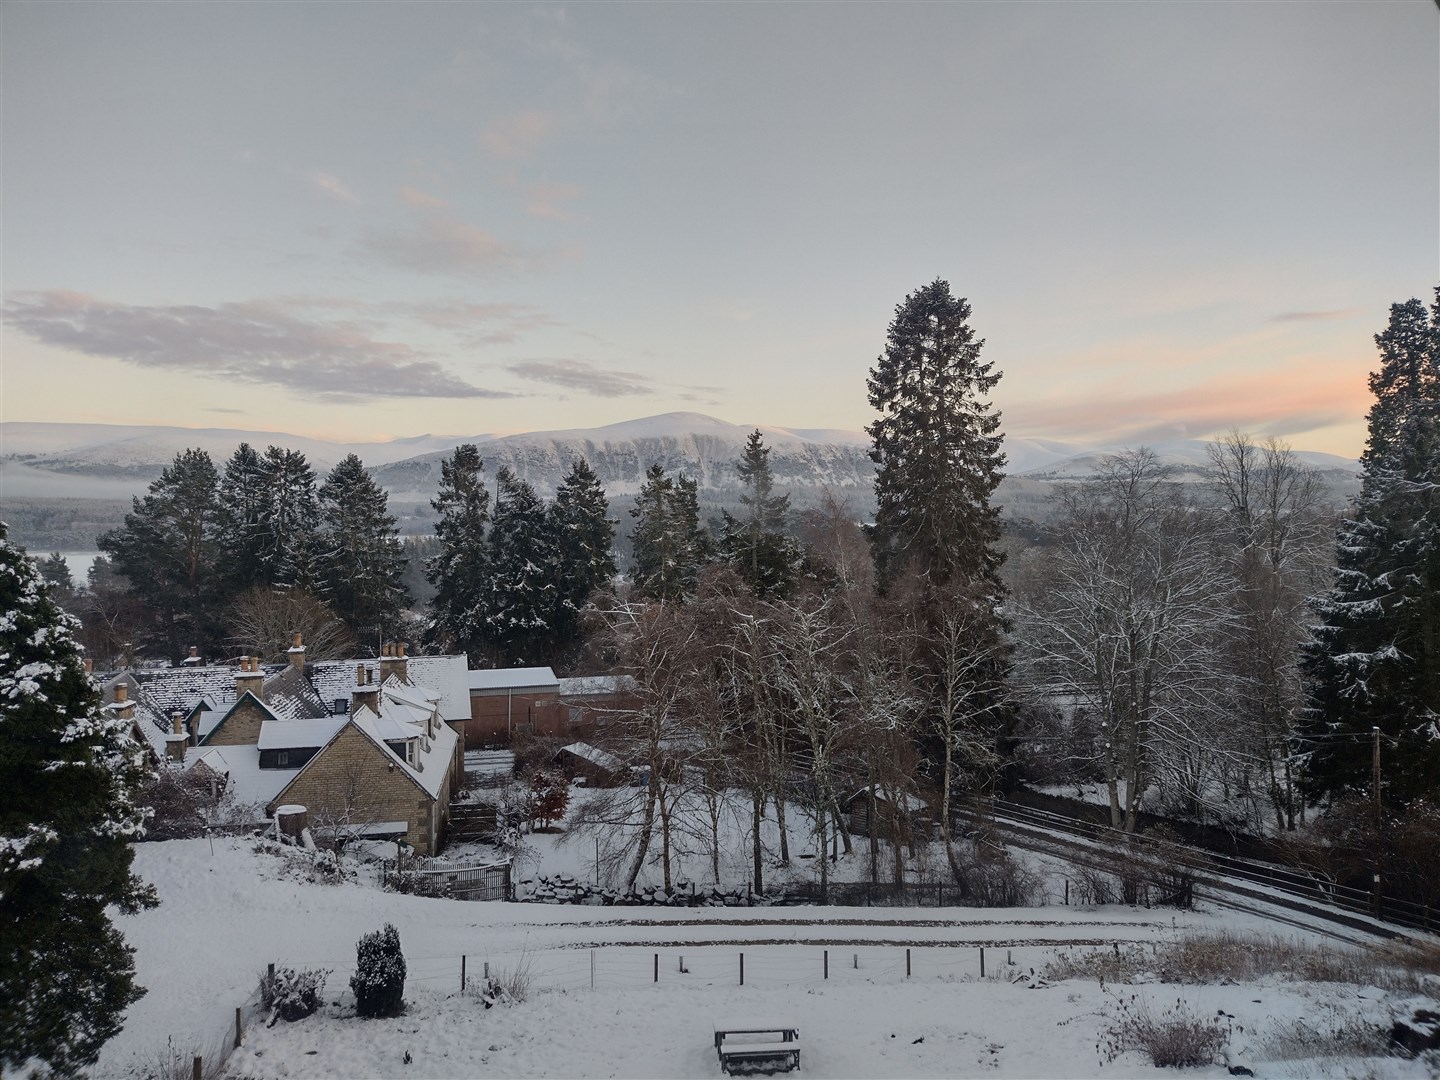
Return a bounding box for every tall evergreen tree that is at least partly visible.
[483,468,555,664]
[258,446,322,591]
[1303,289,1440,804]
[549,458,616,647]
[719,429,800,597]
[630,464,711,602]
[214,442,269,596]
[98,447,221,660]
[866,279,1006,591]
[318,454,410,637]
[0,523,156,1074]
[425,444,491,656]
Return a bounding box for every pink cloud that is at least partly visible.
[480,108,560,160]
[307,171,360,206]
[398,185,450,209]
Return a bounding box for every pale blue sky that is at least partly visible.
[2,1,1435,455]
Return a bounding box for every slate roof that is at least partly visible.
[558,675,638,698]
[256,716,348,751]
[187,746,296,807]
[261,665,329,720]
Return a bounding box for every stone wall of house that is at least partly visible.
[205,698,269,746]
[272,725,436,853]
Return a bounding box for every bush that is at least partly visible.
[951,844,1043,907]
[1098,990,1227,1069]
[350,924,406,1018]
[138,769,218,841]
[385,866,451,898]
[259,965,330,1026]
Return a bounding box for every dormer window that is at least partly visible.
[277,751,290,767]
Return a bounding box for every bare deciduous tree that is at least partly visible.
[227,586,356,662]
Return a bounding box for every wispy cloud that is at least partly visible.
[398,185,450,209]
[308,170,361,206]
[1009,360,1366,446]
[481,108,561,160]
[507,358,651,397]
[522,180,582,221]
[363,209,533,277]
[3,291,508,401]
[1268,309,1362,323]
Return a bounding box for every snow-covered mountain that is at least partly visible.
[0,414,1358,544]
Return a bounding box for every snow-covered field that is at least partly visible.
[93,835,1437,1079]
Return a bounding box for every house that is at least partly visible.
[107,638,469,855]
[842,786,931,840]
[465,666,561,746]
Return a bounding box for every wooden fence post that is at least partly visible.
[906,948,911,977]
[234,1006,243,1048]
[653,953,658,983]
[461,954,467,993]
[739,952,744,986]
[823,949,828,980]
[979,947,985,978]
[192,1055,202,1080]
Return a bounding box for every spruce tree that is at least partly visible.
[866,279,1006,591]
[629,464,711,602]
[483,468,556,664]
[318,454,410,637]
[215,442,269,597]
[98,447,221,660]
[719,429,800,597]
[549,458,616,648]
[258,445,322,591]
[425,444,491,656]
[1303,289,1440,804]
[0,523,156,1074]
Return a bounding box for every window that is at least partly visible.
[277,751,290,767]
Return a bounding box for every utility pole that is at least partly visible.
[1371,726,1382,918]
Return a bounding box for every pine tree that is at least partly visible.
[215,442,269,597]
[483,468,556,664]
[719,429,801,597]
[549,458,616,648]
[0,523,156,1074]
[425,444,491,656]
[318,454,410,637]
[1303,289,1440,804]
[866,279,1006,591]
[629,464,711,602]
[98,448,221,660]
[258,446,322,591]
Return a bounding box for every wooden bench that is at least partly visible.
[714,1022,802,1075]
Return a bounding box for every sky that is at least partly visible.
[1,1,1435,457]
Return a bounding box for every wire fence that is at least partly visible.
[260,940,1135,1000]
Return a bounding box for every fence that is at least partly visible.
[260,940,1138,1001]
[383,859,513,901]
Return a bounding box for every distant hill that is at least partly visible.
[0,415,1358,550]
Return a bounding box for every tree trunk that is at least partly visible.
[626,774,659,890]
[751,790,764,894]
[775,793,791,864]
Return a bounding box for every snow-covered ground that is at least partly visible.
[93,834,1437,1079]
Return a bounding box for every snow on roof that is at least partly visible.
[306,655,470,723]
[134,665,262,715]
[558,675,638,697]
[256,716,348,751]
[558,741,625,773]
[185,745,294,807]
[261,666,329,720]
[403,656,470,722]
[468,666,559,693]
[382,677,439,711]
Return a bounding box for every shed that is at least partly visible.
[555,741,626,787]
[842,786,930,839]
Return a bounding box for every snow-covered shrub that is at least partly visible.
[350,924,406,1018]
[137,769,217,841]
[1098,990,1227,1068]
[259,965,330,1025]
[466,975,514,1009]
[385,866,451,898]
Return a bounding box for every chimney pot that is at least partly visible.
[84,658,93,674]
[115,683,128,703]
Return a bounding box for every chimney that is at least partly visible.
[350,664,381,717]
[107,682,136,721]
[235,656,264,702]
[378,641,409,685]
[165,712,188,764]
[182,646,203,667]
[83,658,93,675]
[287,631,306,671]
